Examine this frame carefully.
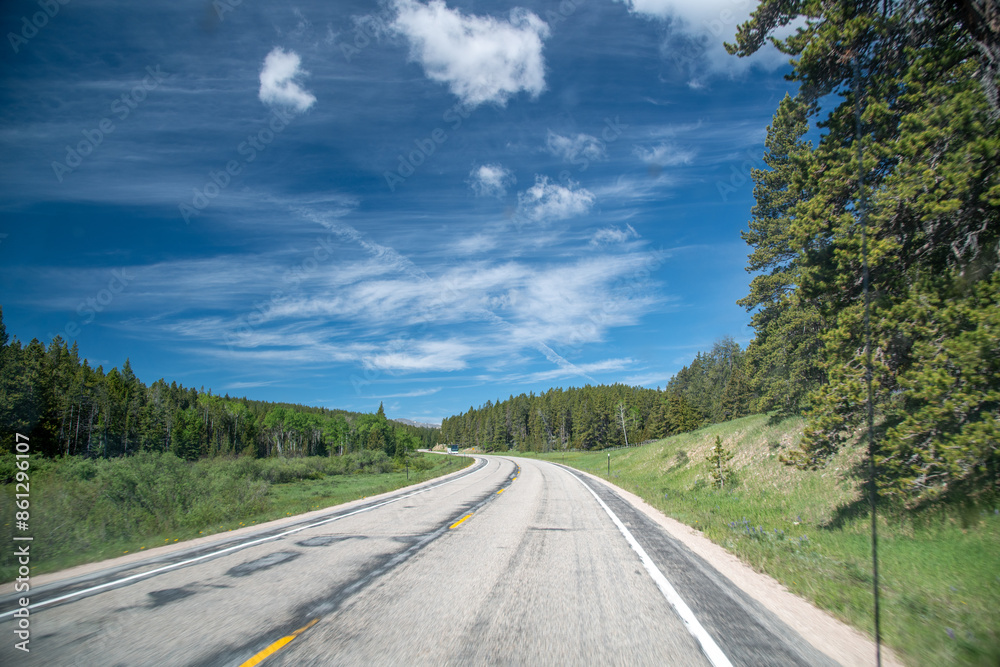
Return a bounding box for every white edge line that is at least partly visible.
[0,456,487,619]
[571,470,734,667]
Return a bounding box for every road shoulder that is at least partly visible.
[567,465,904,667]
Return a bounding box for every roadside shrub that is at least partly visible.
[229,455,264,480]
[256,457,323,483]
[351,450,392,473]
[409,454,433,472]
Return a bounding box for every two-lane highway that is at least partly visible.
[1,455,836,666]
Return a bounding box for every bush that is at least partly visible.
[409,454,433,471]
[349,450,392,474]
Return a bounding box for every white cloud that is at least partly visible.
[366,339,472,372]
[516,176,595,223]
[617,0,752,28]
[613,0,793,73]
[390,0,550,107]
[590,224,639,246]
[546,131,606,164]
[259,47,316,112]
[469,163,515,197]
[633,143,695,166]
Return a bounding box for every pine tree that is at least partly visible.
[732,1,1000,503]
[738,93,825,415]
[708,436,734,489]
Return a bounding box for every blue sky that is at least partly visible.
[0,0,796,424]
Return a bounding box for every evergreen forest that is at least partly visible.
[0,314,438,466]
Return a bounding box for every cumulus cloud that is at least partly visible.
[390,0,550,107]
[546,131,606,164]
[516,176,595,223]
[590,224,639,246]
[469,163,516,197]
[259,47,316,111]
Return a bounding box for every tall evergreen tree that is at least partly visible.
[738,93,825,415]
[731,0,1000,504]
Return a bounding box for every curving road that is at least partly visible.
[0,456,836,666]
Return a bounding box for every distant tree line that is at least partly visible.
[440,348,753,453]
[0,312,439,461]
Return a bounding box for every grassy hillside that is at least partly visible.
[524,414,999,667]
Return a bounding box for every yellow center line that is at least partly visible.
[240,618,319,667]
[497,488,504,494]
[449,514,472,529]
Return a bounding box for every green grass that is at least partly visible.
[517,415,1000,667]
[0,451,471,582]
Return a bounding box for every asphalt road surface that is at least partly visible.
[1,455,837,666]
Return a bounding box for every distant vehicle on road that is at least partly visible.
[448,445,459,454]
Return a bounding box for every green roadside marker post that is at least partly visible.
[607,452,610,476]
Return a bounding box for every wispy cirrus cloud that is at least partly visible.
[633,142,695,167]
[362,387,442,398]
[591,224,639,246]
[101,240,662,377]
[500,358,637,384]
